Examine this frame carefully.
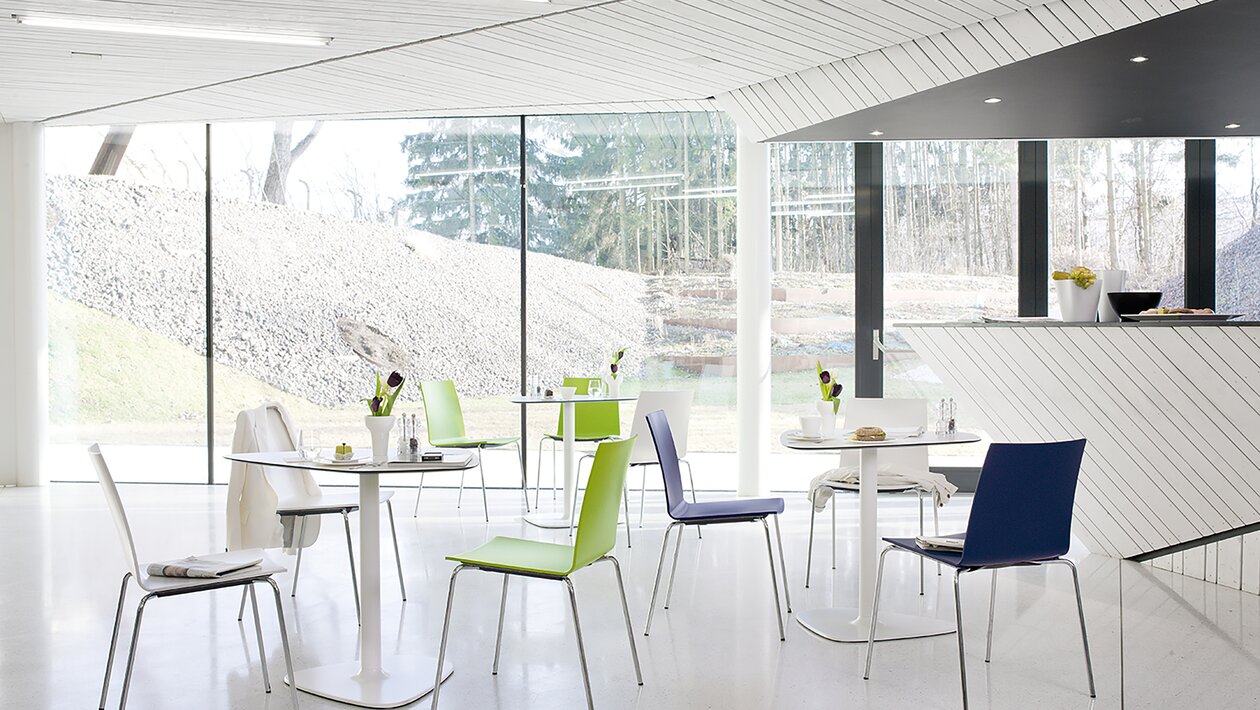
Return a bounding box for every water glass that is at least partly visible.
[299,431,321,460]
[588,378,603,398]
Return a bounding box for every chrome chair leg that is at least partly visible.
[918,490,925,595]
[430,565,466,710]
[563,578,596,710]
[805,490,818,589]
[934,500,942,576]
[291,515,307,596]
[237,586,249,621]
[515,441,531,513]
[534,436,545,509]
[863,546,893,679]
[760,518,786,641]
[953,569,970,710]
[99,572,131,710]
[1054,559,1097,697]
[638,464,649,528]
[118,593,152,710]
[387,500,407,601]
[663,523,685,609]
[413,472,425,518]
[985,569,997,662]
[477,450,490,523]
[264,578,300,710]
[644,522,680,635]
[342,511,361,625]
[492,575,509,675]
[457,468,466,508]
[601,556,643,685]
[830,495,837,570]
[622,481,633,549]
[772,514,791,613]
[683,460,701,539]
[248,584,271,693]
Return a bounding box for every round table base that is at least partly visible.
[523,512,574,529]
[796,607,955,643]
[288,655,454,709]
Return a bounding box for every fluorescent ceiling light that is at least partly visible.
[983,97,1003,104]
[869,130,884,136]
[12,14,332,46]
[1130,55,1149,63]
[1226,123,1242,129]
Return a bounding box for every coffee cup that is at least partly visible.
[799,415,823,438]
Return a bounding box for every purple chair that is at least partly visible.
[643,410,791,640]
[863,439,1095,710]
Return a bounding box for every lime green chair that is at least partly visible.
[535,376,621,506]
[430,437,642,710]
[416,379,529,522]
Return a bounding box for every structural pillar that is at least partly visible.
[0,122,47,486]
[736,130,770,497]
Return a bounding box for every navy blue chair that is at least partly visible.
[863,439,1095,709]
[643,410,791,640]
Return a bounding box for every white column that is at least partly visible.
[736,130,770,497]
[0,122,47,487]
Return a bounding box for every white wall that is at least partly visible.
[0,122,47,486]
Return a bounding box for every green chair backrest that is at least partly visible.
[556,376,621,440]
[419,380,467,443]
[570,436,635,572]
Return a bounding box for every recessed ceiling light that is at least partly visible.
[1130,55,1149,63]
[983,97,1003,104]
[869,130,884,136]
[12,14,333,46]
[1226,123,1242,129]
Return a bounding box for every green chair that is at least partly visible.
[415,379,530,522]
[430,437,643,710]
[535,376,621,506]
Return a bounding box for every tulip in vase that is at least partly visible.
[815,362,844,438]
[364,371,405,463]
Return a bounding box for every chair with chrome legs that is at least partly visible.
[535,376,621,505]
[416,379,530,521]
[863,439,1095,710]
[642,410,792,640]
[89,445,299,710]
[430,437,642,710]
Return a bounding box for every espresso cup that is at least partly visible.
[799,415,823,438]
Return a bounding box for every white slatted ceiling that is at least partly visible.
[901,324,1260,562]
[13,0,1073,125]
[717,0,1214,142]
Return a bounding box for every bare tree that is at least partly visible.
[263,121,323,205]
[89,126,136,176]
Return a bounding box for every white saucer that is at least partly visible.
[786,430,827,442]
[315,456,367,466]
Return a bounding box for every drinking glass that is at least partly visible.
[588,378,603,398]
[299,431,321,460]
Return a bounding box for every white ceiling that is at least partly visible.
[0,0,1206,129]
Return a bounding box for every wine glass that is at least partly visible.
[588,378,603,399]
[299,431,321,460]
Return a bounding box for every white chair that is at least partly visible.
[89,445,298,710]
[228,403,405,625]
[804,398,941,592]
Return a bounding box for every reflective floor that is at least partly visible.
[0,482,1255,709]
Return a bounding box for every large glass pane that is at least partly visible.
[769,142,857,489]
[1215,138,1260,319]
[525,113,737,493]
[884,140,1019,464]
[211,118,522,487]
[46,124,208,482]
[1049,139,1186,311]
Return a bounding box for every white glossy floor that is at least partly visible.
[1,482,1257,710]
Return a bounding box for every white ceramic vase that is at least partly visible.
[1097,269,1128,322]
[1056,280,1101,323]
[606,376,621,398]
[815,399,838,437]
[364,415,396,463]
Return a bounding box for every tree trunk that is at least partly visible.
[1105,142,1118,268]
[89,126,136,176]
[263,120,323,205]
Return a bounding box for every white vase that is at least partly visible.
[606,377,621,398]
[1097,269,1127,322]
[364,415,396,463]
[815,399,837,437]
[1056,280,1101,323]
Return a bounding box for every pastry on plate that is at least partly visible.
[852,426,886,442]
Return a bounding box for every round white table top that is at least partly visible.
[224,450,479,474]
[779,429,981,451]
[511,394,637,404]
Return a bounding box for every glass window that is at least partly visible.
[46,124,208,482]
[1049,139,1186,311]
[1215,138,1260,319]
[211,118,522,487]
[525,113,737,492]
[884,140,1019,464]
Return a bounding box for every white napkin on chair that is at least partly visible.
[808,465,958,512]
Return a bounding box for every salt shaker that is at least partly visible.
[936,398,947,435]
[947,398,957,436]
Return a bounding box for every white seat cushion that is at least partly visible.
[138,549,285,594]
[275,489,395,516]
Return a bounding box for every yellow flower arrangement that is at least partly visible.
[1051,266,1098,290]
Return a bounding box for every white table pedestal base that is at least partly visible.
[290,656,454,709]
[796,608,955,643]
[523,512,574,529]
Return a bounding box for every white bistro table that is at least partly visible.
[780,430,980,643]
[225,450,478,709]
[513,394,636,529]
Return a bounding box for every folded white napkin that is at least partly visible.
[808,464,958,511]
[146,555,263,578]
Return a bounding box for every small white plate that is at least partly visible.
[786,430,827,442]
[316,456,368,466]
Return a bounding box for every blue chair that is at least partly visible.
[863,439,1095,709]
[643,410,791,640]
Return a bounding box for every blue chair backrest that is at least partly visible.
[644,410,689,518]
[958,439,1087,568]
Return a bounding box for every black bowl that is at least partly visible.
[1108,291,1162,319]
